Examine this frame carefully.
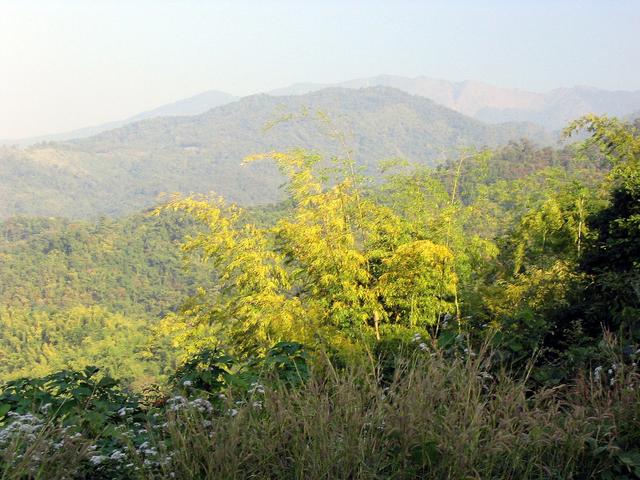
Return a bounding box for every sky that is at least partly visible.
[1,0,639,139]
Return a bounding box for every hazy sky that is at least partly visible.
[1,0,639,139]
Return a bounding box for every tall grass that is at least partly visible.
[158,350,638,479]
[2,348,638,479]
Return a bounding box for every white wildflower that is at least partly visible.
[249,382,265,395]
[594,366,603,381]
[89,455,106,466]
[167,396,188,411]
[138,441,150,450]
[117,407,133,417]
[189,398,213,413]
[109,450,127,461]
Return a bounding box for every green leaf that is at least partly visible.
[619,451,640,467]
[437,331,456,348]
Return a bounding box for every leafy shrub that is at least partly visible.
[170,341,310,395]
[0,366,141,434]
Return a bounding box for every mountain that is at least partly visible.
[0,90,237,146]
[475,85,640,129]
[0,86,549,219]
[270,75,640,130]
[6,76,638,147]
[125,90,237,121]
[271,76,541,118]
[8,76,637,147]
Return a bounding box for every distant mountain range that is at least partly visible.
[0,87,548,219]
[1,90,237,146]
[269,75,640,130]
[3,75,639,146]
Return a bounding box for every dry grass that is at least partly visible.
[2,349,638,479]
[156,351,638,479]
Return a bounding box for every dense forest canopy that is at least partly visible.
[0,213,212,316]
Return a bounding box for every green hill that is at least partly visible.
[0,87,548,219]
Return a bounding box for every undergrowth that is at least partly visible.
[1,340,639,479]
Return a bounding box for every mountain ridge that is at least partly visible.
[0,86,549,219]
[4,75,639,146]
[0,90,237,146]
[269,75,640,129]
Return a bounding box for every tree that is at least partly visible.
[566,116,640,337]
[158,149,459,355]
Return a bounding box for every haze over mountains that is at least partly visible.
[270,75,640,130]
[2,74,639,220]
[3,75,640,146]
[0,87,547,219]
[1,90,237,146]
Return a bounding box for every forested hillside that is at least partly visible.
[0,212,211,383]
[0,87,548,219]
[0,213,211,316]
[0,138,604,385]
[0,205,287,383]
[1,115,638,479]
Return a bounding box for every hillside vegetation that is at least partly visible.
[0,116,639,479]
[0,213,212,316]
[0,87,548,219]
[0,139,589,384]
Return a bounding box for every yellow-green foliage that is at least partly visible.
[378,240,457,327]
[0,305,163,386]
[158,149,461,354]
